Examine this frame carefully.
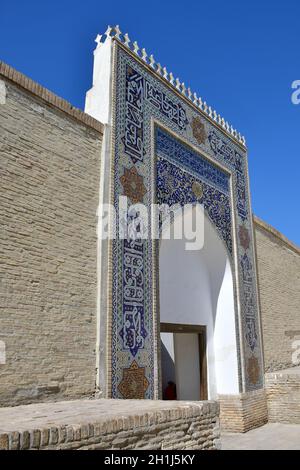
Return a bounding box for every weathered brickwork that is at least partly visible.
[0,72,103,406]
[0,399,220,450]
[265,367,300,424]
[0,62,103,132]
[219,389,268,433]
[254,217,300,372]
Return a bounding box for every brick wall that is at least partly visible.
[265,367,300,424]
[0,399,220,450]
[254,217,300,372]
[0,69,103,406]
[219,389,268,432]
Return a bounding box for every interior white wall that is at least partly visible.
[160,332,201,400]
[174,333,201,400]
[160,332,176,392]
[214,258,239,394]
[159,207,239,398]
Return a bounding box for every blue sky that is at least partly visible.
[1,0,299,245]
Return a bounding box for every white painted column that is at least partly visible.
[85,35,114,397]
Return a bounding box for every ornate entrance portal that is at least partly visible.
[85,25,266,430]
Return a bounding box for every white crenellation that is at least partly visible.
[95,34,102,48]
[123,33,130,48]
[96,25,246,146]
[141,48,148,62]
[105,25,113,38]
[156,63,162,76]
[133,41,139,55]
[114,25,122,40]
[149,54,155,69]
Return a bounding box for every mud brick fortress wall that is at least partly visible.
[0,62,299,410]
[254,217,300,372]
[0,63,103,406]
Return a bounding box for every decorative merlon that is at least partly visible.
[95,25,246,147]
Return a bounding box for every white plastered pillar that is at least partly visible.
[85,35,114,397]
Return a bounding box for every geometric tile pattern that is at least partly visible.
[191,116,207,145]
[120,166,147,204]
[247,355,261,386]
[156,154,232,254]
[156,127,230,195]
[118,360,149,398]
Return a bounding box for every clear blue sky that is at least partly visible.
[1,0,299,245]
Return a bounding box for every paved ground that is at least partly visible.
[221,423,300,450]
